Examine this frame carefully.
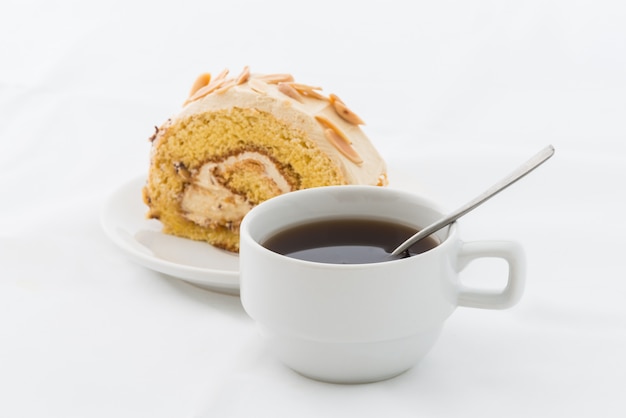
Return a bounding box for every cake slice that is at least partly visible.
[143,67,387,252]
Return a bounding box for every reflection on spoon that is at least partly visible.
[390,145,556,256]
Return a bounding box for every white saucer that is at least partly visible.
[101,167,429,294]
[100,176,240,294]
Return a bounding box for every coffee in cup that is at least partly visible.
[262,218,439,264]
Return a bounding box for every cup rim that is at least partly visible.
[240,185,457,267]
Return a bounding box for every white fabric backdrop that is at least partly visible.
[1,1,625,417]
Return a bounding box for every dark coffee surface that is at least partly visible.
[263,219,440,264]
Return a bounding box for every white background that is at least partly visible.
[1,1,625,417]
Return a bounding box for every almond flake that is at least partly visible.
[248,78,268,94]
[329,94,365,125]
[188,73,211,97]
[255,73,295,84]
[215,78,237,94]
[183,68,231,105]
[289,82,322,91]
[184,78,227,105]
[277,82,303,102]
[290,83,327,100]
[323,128,363,165]
[236,66,250,85]
[315,115,352,144]
[213,68,230,83]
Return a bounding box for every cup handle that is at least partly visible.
[456,241,526,309]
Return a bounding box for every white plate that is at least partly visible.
[101,175,241,294]
[101,167,428,294]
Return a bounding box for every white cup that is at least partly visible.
[240,186,525,384]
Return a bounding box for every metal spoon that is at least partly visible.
[390,145,555,256]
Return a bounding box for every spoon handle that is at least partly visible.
[390,145,555,256]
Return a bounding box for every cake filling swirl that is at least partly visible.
[180,151,294,230]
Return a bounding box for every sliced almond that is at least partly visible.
[184,68,231,104]
[290,83,327,100]
[188,73,211,97]
[299,89,327,100]
[277,82,303,102]
[184,78,228,105]
[212,68,230,83]
[248,78,268,94]
[315,115,352,144]
[323,128,363,165]
[255,73,295,84]
[235,66,250,85]
[289,82,322,91]
[215,78,237,95]
[328,93,342,106]
[329,93,365,125]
